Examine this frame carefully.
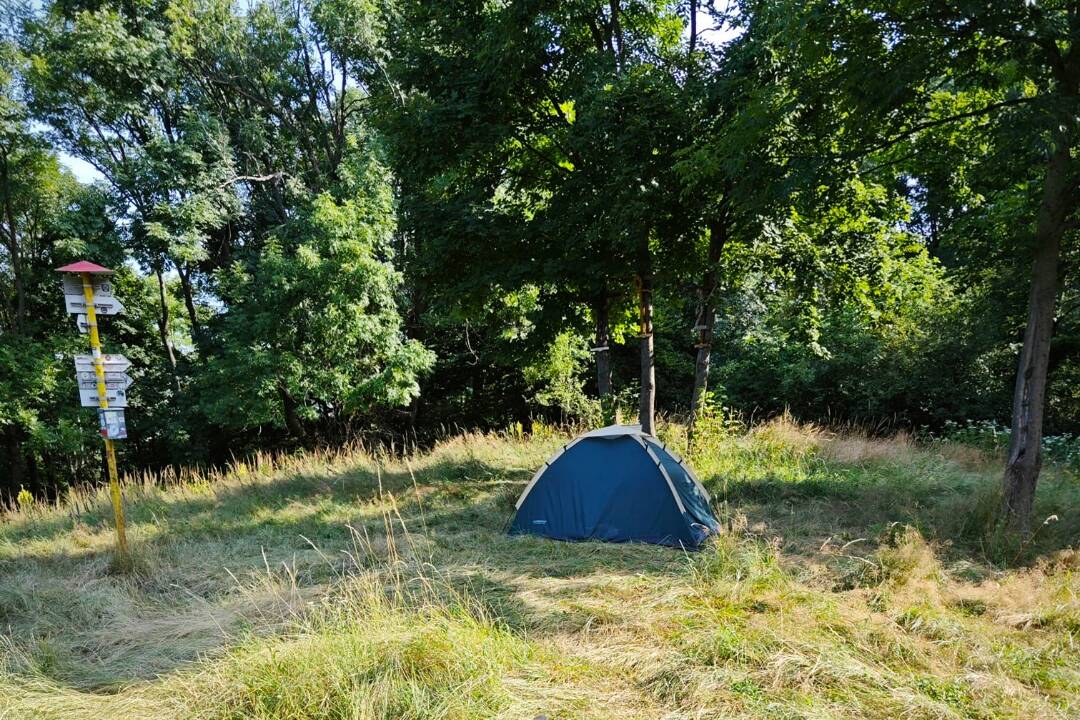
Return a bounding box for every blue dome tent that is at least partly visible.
[509,425,720,548]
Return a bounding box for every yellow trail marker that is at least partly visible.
[81,270,129,563]
[58,260,130,564]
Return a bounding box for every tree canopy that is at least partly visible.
[0,0,1075,532]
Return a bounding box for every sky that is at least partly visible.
[59,153,103,184]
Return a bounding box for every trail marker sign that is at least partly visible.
[57,260,130,564]
[76,370,133,390]
[79,385,129,408]
[61,274,125,315]
[64,293,124,316]
[74,353,131,374]
[61,273,114,297]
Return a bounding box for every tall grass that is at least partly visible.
[0,420,1076,719]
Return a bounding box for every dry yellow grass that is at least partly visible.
[0,421,1076,719]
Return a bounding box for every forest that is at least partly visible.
[1,0,1078,535]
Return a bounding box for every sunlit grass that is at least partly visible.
[0,421,1076,719]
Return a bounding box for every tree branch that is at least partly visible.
[860,95,1039,157]
[217,172,286,188]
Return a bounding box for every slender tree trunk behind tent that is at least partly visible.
[593,294,614,424]
[26,450,40,499]
[688,216,728,445]
[1,154,26,331]
[154,267,179,376]
[5,425,25,500]
[688,0,698,56]
[277,380,306,440]
[1002,140,1072,533]
[637,231,656,436]
[177,263,199,335]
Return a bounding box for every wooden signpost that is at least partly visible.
[56,261,131,565]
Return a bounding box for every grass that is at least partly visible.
[0,419,1077,719]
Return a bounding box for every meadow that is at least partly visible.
[0,419,1077,719]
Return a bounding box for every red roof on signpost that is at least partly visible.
[56,261,114,274]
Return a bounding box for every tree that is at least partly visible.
[22,0,239,369]
[675,0,879,441]
[21,0,433,446]
[0,35,145,496]
[787,0,1078,532]
[197,141,434,438]
[376,0,696,434]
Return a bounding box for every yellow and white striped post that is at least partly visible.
[79,271,129,564]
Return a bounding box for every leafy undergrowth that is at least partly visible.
[0,421,1076,719]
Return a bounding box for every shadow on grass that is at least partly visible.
[713,462,1078,565]
[1,448,1074,693]
[0,454,687,691]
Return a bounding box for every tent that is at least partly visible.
[509,424,720,548]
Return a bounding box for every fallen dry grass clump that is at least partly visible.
[0,421,1077,719]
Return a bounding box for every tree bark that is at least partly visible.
[637,230,655,436]
[277,380,306,440]
[688,216,728,443]
[1,153,26,333]
[609,0,623,71]
[593,293,614,423]
[4,425,25,501]
[688,0,698,56]
[1002,139,1072,533]
[155,267,179,374]
[176,263,199,335]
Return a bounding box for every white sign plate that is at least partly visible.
[74,354,132,374]
[76,314,90,334]
[76,371,133,390]
[79,385,129,408]
[61,275,114,297]
[64,294,124,315]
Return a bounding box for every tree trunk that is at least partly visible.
[176,263,199,335]
[26,449,41,499]
[277,380,306,440]
[155,267,179,375]
[637,230,655,436]
[688,216,728,444]
[609,0,623,70]
[1,154,26,333]
[688,0,698,56]
[1002,140,1072,533]
[593,293,614,424]
[4,425,25,500]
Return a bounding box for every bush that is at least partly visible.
[688,391,743,458]
[939,420,1080,471]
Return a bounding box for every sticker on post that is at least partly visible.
[98,408,127,439]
